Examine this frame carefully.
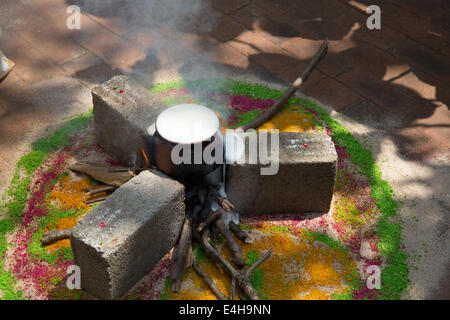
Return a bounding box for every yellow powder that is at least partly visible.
[169,231,356,300]
[44,177,98,252]
[47,176,93,210]
[43,217,79,253]
[258,110,313,133]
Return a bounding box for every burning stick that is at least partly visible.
[196,209,221,233]
[240,38,328,131]
[192,228,273,300]
[229,221,253,244]
[218,196,234,213]
[214,214,245,267]
[193,260,227,300]
[86,185,117,195]
[42,229,72,246]
[141,148,155,169]
[84,195,108,205]
[169,216,192,293]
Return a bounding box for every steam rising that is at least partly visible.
[74,0,231,122]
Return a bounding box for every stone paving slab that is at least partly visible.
[71,169,185,300]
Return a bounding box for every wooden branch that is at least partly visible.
[247,248,273,276]
[196,210,221,233]
[193,260,227,300]
[185,243,194,270]
[240,38,328,131]
[237,287,248,300]
[84,195,108,205]
[214,216,245,267]
[218,196,234,212]
[87,185,117,195]
[229,221,253,244]
[42,229,72,245]
[69,162,135,187]
[230,278,236,300]
[169,216,192,293]
[193,228,261,300]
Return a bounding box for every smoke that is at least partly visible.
[73,0,233,124]
[73,0,227,85]
[75,0,219,32]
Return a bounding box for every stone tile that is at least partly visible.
[226,30,299,74]
[0,81,47,130]
[252,0,297,17]
[234,4,302,45]
[279,0,366,41]
[232,3,266,27]
[123,28,189,69]
[0,33,66,83]
[396,39,450,85]
[0,68,23,89]
[414,103,450,142]
[341,97,404,131]
[391,69,439,101]
[211,0,250,14]
[338,69,439,122]
[16,19,86,65]
[70,62,121,90]
[389,0,449,19]
[199,43,249,69]
[159,26,220,54]
[61,52,103,75]
[209,14,247,43]
[380,2,449,51]
[393,126,448,161]
[281,37,348,77]
[276,62,328,90]
[302,77,360,110]
[69,16,146,72]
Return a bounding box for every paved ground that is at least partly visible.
[0,0,448,299]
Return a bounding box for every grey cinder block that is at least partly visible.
[92,75,167,167]
[226,132,337,214]
[71,170,185,300]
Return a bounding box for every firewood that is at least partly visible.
[193,260,227,300]
[84,195,108,205]
[237,287,248,300]
[86,185,117,195]
[229,221,253,244]
[42,229,72,245]
[169,216,192,293]
[230,278,236,300]
[218,196,234,212]
[196,209,221,233]
[69,162,135,187]
[214,216,245,267]
[240,38,328,131]
[185,243,194,270]
[192,228,271,300]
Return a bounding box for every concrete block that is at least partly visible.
[226,132,337,214]
[92,75,167,167]
[70,170,185,299]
